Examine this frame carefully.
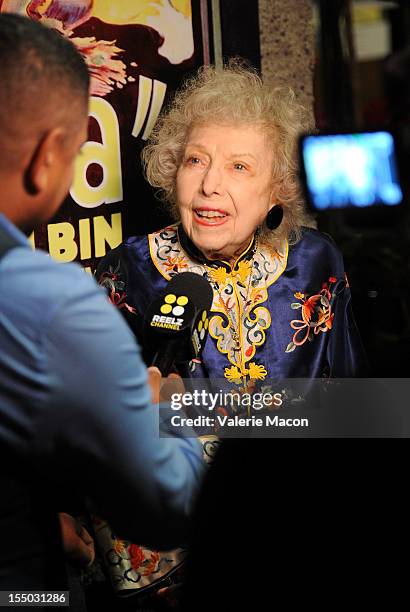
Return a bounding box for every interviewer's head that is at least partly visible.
[143,59,314,262]
[0,13,89,234]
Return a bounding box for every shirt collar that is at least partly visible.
[0,213,30,248]
[177,223,257,272]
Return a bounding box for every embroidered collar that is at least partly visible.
[177,223,256,272]
[147,223,289,387]
[148,224,288,284]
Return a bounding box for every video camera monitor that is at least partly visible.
[299,130,404,212]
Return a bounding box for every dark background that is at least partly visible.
[313,0,410,376]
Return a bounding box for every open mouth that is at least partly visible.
[194,208,228,225]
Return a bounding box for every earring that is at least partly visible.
[266,205,283,230]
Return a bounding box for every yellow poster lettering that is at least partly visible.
[70,97,123,208]
[132,75,152,139]
[79,218,92,260]
[132,76,167,140]
[48,222,78,263]
[142,79,167,140]
[94,213,122,258]
[47,213,122,263]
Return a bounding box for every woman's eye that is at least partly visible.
[234,163,246,171]
[187,156,201,165]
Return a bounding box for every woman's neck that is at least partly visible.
[202,235,255,267]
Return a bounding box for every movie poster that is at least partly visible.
[0,1,210,272]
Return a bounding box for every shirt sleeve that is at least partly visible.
[31,274,203,550]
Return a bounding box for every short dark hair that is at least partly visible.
[0,13,89,141]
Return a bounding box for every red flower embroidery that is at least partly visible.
[108,289,137,314]
[302,295,321,324]
[163,256,188,273]
[286,278,336,352]
[128,544,145,571]
[142,552,160,576]
[245,346,253,358]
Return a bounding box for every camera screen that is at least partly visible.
[300,131,403,210]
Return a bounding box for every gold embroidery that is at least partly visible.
[208,266,228,286]
[148,225,288,386]
[224,362,267,384]
[224,365,242,384]
[236,259,252,284]
[248,362,268,380]
[163,255,188,272]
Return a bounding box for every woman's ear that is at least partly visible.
[268,183,279,211]
[24,127,64,196]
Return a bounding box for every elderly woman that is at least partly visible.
[98,61,365,393]
[95,60,366,599]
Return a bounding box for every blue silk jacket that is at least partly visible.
[95,223,366,591]
[97,223,366,387]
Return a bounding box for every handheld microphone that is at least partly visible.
[143,272,213,376]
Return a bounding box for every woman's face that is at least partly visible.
[176,123,275,263]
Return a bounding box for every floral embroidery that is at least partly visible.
[208,266,228,286]
[163,255,188,273]
[267,245,286,264]
[128,544,145,571]
[99,263,137,314]
[285,277,336,353]
[208,260,252,286]
[224,362,267,384]
[148,226,289,387]
[91,516,185,595]
[127,546,161,576]
[143,552,161,576]
[236,260,253,284]
[109,291,137,313]
[248,362,268,380]
[113,538,127,556]
[224,365,242,384]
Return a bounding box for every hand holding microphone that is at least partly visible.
[147,366,184,404]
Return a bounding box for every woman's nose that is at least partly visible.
[201,164,223,196]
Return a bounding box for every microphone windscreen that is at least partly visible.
[167,272,213,311]
[144,272,213,374]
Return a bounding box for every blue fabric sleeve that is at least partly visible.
[32,276,203,550]
[326,280,368,377]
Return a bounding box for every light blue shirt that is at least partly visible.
[0,213,202,551]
